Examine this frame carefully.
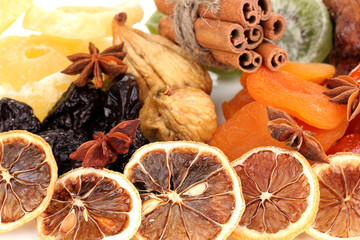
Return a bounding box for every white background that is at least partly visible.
[1,0,313,239]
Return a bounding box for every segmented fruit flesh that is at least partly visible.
[0,137,51,223]
[126,146,240,240]
[233,151,310,233]
[312,156,360,238]
[40,172,134,239]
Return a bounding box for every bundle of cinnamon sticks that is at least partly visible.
[155,0,288,72]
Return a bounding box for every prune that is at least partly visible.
[0,97,41,133]
[89,74,141,135]
[106,129,149,173]
[42,82,100,133]
[39,129,90,175]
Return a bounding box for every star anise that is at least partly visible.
[62,42,127,88]
[323,75,360,121]
[267,106,329,163]
[69,119,140,169]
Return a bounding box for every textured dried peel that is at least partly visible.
[124,141,244,240]
[36,168,141,240]
[308,153,360,239]
[0,130,57,233]
[231,146,319,240]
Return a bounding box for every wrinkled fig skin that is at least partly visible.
[90,74,141,135]
[39,129,90,175]
[140,86,217,143]
[0,97,41,133]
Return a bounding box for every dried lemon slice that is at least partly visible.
[36,167,141,240]
[307,153,360,239]
[0,130,57,232]
[124,141,244,240]
[231,146,319,240]
[23,0,143,39]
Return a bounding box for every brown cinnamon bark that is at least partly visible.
[261,13,286,42]
[253,0,272,21]
[155,0,261,27]
[255,40,288,70]
[244,25,264,49]
[159,16,247,53]
[211,49,262,72]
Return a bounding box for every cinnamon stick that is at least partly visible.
[261,13,286,42]
[253,0,272,21]
[211,49,262,72]
[159,16,247,53]
[255,40,288,71]
[244,25,264,49]
[155,0,261,27]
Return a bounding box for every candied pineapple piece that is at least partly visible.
[23,0,144,39]
[0,0,32,34]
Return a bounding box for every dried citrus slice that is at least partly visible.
[23,0,143,39]
[36,167,141,240]
[231,146,319,240]
[0,130,57,232]
[307,153,360,239]
[124,141,244,240]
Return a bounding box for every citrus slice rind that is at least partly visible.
[231,146,319,240]
[124,141,245,240]
[36,167,141,240]
[0,130,57,233]
[307,153,360,240]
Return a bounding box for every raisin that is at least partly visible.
[41,82,100,133]
[106,129,149,173]
[0,97,41,133]
[39,129,90,175]
[89,74,141,135]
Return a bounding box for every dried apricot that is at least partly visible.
[247,66,346,129]
[240,62,335,87]
[349,61,360,82]
[222,88,254,121]
[212,101,348,161]
[327,134,360,155]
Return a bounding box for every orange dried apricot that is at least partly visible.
[247,66,346,129]
[280,62,335,84]
[240,62,335,87]
[212,101,348,161]
[222,88,254,121]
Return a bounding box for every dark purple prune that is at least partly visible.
[89,74,140,135]
[106,129,149,173]
[0,97,41,133]
[42,82,100,133]
[39,129,90,175]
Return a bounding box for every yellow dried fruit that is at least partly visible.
[139,86,217,143]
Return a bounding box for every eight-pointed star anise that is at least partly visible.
[323,75,360,121]
[62,42,127,88]
[267,106,329,163]
[69,119,140,169]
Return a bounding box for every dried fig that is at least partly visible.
[112,13,212,102]
[139,85,217,143]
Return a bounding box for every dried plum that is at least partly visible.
[39,129,90,175]
[106,129,149,173]
[89,74,141,135]
[41,82,100,133]
[0,97,41,133]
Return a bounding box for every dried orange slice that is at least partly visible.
[307,153,360,239]
[124,141,244,240]
[0,130,57,232]
[36,167,141,240]
[231,146,319,240]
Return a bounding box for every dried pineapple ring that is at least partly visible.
[23,0,144,39]
[0,0,32,34]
